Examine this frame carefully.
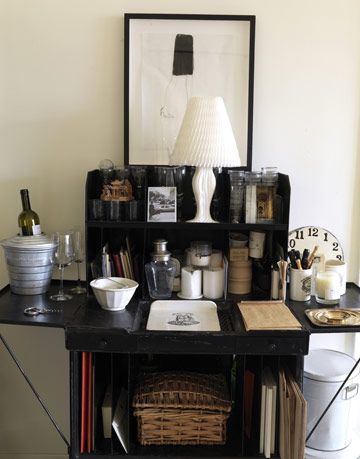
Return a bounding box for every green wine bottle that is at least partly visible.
[18,189,41,236]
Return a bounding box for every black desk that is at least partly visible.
[1,282,359,459]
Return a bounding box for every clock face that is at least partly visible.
[288,226,344,262]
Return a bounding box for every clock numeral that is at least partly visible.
[308,227,318,237]
[332,242,339,252]
[323,232,328,242]
[295,230,304,240]
[336,254,343,261]
[289,239,296,249]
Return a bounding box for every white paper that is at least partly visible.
[112,388,129,453]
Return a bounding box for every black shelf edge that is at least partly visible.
[72,455,277,459]
[86,221,289,231]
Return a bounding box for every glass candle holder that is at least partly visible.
[315,271,341,305]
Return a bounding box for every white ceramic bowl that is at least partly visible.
[90,277,138,311]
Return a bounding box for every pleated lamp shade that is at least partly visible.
[170,96,241,168]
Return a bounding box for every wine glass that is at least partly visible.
[50,232,75,301]
[70,229,87,294]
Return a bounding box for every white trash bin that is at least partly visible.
[304,349,360,452]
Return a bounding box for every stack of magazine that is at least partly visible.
[279,366,307,459]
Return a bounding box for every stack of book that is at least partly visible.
[91,236,138,281]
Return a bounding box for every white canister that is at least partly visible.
[325,259,347,296]
[289,267,312,301]
[304,349,360,452]
[190,241,212,268]
[178,266,202,299]
[203,267,224,299]
[249,230,266,259]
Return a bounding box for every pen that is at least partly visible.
[301,249,310,269]
[294,250,302,270]
[288,250,297,269]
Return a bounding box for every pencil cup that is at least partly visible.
[289,267,312,302]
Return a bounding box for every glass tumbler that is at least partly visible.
[228,170,245,223]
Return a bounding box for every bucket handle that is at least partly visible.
[343,383,358,400]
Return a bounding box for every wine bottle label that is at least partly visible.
[19,224,42,236]
[32,224,42,235]
[325,286,340,301]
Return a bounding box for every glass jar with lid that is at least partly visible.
[245,171,261,223]
[145,239,176,299]
[256,167,278,223]
[228,170,245,223]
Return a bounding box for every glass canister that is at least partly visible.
[245,171,261,223]
[145,239,176,299]
[256,167,278,223]
[228,170,245,223]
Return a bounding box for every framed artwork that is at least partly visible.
[124,14,255,168]
[147,186,177,222]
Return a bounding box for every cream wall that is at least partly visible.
[1,0,360,457]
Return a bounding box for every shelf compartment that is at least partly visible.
[70,350,303,459]
[128,354,236,455]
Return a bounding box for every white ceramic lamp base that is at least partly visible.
[187,167,218,223]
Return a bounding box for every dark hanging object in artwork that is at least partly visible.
[172,34,194,76]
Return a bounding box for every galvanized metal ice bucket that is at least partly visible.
[1,234,57,295]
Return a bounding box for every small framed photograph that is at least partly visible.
[147,187,177,222]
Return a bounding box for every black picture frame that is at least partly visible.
[124,13,255,169]
[147,186,177,222]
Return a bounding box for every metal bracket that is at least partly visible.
[0,332,70,449]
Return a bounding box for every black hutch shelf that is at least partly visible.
[1,167,358,459]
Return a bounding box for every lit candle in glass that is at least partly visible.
[315,271,341,304]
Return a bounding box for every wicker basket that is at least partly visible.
[132,371,232,446]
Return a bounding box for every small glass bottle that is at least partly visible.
[245,171,261,223]
[145,239,176,299]
[228,170,245,223]
[256,167,278,223]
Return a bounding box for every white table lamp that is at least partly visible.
[170,96,240,223]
